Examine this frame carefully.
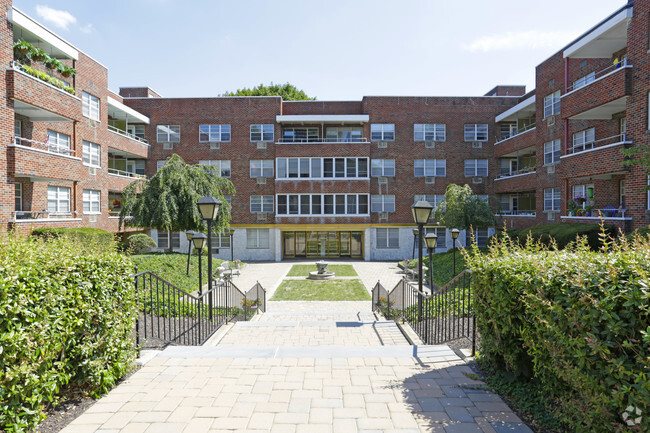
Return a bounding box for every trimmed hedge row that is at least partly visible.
[31,227,115,249]
[466,233,649,432]
[495,223,616,250]
[0,235,137,432]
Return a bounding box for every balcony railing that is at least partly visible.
[108,167,147,179]
[495,123,536,145]
[12,210,78,220]
[565,133,630,156]
[497,210,536,217]
[11,61,76,95]
[12,136,75,156]
[563,208,630,220]
[108,125,149,145]
[277,137,370,144]
[495,166,536,180]
[565,58,630,94]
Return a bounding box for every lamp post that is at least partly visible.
[185,230,195,276]
[424,232,438,291]
[412,228,419,260]
[229,229,235,262]
[191,233,207,296]
[451,228,460,276]
[196,197,222,294]
[411,200,434,323]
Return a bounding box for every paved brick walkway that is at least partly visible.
[60,262,533,433]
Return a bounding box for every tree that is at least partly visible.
[119,154,235,251]
[435,184,496,231]
[222,82,315,100]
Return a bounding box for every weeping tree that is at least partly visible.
[119,154,235,251]
[435,184,496,232]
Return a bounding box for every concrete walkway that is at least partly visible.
[61,262,532,433]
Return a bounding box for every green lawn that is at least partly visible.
[286,264,358,277]
[423,249,469,286]
[271,279,370,301]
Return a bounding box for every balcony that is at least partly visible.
[8,136,82,181]
[497,210,536,217]
[562,133,630,157]
[494,123,536,145]
[495,166,536,180]
[108,125,149,146]
[108,168,146,180]
[277,136,370,144]
[563,4,632,59]
[11,210,80,222]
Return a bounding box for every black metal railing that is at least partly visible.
[372,270,475,355]
[134,271,266,348]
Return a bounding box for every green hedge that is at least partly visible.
[131,253,225,294]
[466,233,649,432]
[31,227,115,249]
[0,235,137,432]
[495,223,616,250]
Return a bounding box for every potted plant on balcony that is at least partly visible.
[568,199,578,216]
[585,204,594,217]
[57,64,76,78]
[44,55,61,72]
[32,47,47,62]
[13,39,31,55]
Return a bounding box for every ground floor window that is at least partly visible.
[544,188,560,212]
[158,231,180,249]
[376,228,399,249]
[466,228,489,247]
[247,228,270,249]
[14,183,22,211]
[283,231,362,258]
[47,186,70,214]
[82,189,101,214]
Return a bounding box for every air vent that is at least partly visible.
[425,141,435,149]
[378,177,388,185]
[88,167,97,176]
[547,165,555,174]
[472,142,483,149]
[377,141,388,148]
[257,212,267,221]
[256,142,267,150]
[163,142,173,150]
[425,176,436,184]
[472,177,484,184]
[547,116,555,126]
[256,177,267,185]
[210,142,220,150]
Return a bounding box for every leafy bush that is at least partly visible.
[131,253,225,294]
[127,233,157,254]
[31,227,115,249]
[494,223,616,250]
[0,234,137,432]
[465,231,649,432]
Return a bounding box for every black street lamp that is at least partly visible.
[191,232,207,296]
[412,228,419,260]
[424,232,438,291]
[196,197,222,296]
[411,200,434,322]
[451,228,460,276]
[229,229,235,262]
[185,230,195,276]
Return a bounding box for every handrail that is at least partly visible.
[567,133,629,155]
[108,124,149,145]
[277,137,369,144]
[496,166,536,179]
[497,210,537,216]
[565,57,630,93]
[12,136,74,155]
[108,167,147,179]
[495,123,536,144]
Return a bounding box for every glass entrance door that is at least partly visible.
[283,231,363,259]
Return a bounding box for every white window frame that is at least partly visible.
[414,123,446,141]
[414,194,445,209]
[464,124,488,141]
[572,184,594,209]
[250,160,274,178]
[414,159,446,177]
[282,127,319,143]
[466,228,490,247]
[276,157,368,179]
[82,189,101,214]
[82,140,101,168]
[157,231,181,250]
[544,91,561,118]
[376,228,399,249]
[325,126,363,142]
[199,124,231,142]
[250,195,274,213]
[276,194,369,216]
[572,128,595,153]
[157,160,167,171]
[544,139,561,165]
[15,183,22,211]
[371,195,396,213]
[544,188,560,212]
[157,125,180,143]
[82,91,100,121]
[371,159,395,177]
[47,186,70,214]
[46,130,71,154]
[199,160,231,177]
[370,124,395,141]
[464,159,488,177]
[212,232,231,250]
[247,228,270,249]
[14,119,21,137]
[250,124,274,142]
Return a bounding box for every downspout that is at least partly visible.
[564,57,569,155]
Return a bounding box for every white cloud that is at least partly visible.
[462,31,576,52]
[79,24,95,34]
[36,5,76,30]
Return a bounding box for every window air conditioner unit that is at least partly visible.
[472,177,483,184]
[547,116,555,126]
[210,142,220,150]
[472,142,483,149]
[547,165,555,174]
[89,215,97,223]
[256,142,267,150]
[425,176,436,184]
[88,167,97,176]
[256,177,267,185]
[377,141,388,148]
[425,141,435,149]
[89,120,98,128]
[378,177,388,185]
[163,142,173,150]
[547,211,555,221]
[379,212,389,221]
[257,212,267,221]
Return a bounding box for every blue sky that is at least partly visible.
[15,0,625,100]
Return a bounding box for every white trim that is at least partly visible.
[495,95,536,122]
[559,141,625,159]
[563,7,633,58]
[276,114,369,123]
[7,143,81,161]
[494,126,536,145]
[11,218,82,223]
[561,216,632,221]
[107,96,150,124]
[8,7,78,60]
[276,193,370,216]
[494,170,536,182]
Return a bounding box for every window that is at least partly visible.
[199,160,231,177]
[247,228,270,249]
[326,127,363,142]
[212,232,231,250]
[199,124,230,142]
[414,159,446,177]
[371,195,395,212]
[424,227,447,250]
[157,160,167,171]
[250,124,274,142]
[157,125,180,143]
[544,139,561,165]
[464,124,488,141]
[573,72,595,90]
[250,160,274,178]
[82,189,101,214]
[465,159,488,177]
[15,183,22,211]
[544,91,561,118]
[157,231,180,249]
[413,194,444,209]
[370,124,395,141]
[371,159,395,177]
[250,195,274,213]
[572,128,595,153]
[47,186,70,214]
[82,141,101,168]
[500,123,517,140]
[276,157,368,179]
[376,228,399,249]
[466,229,490,247]
[14,119,21,137]
[127,124,145,140]
[544,188,560,211]
[46,130,71,154]
[414,124,445,141]
[282,128,318,143]
[82,92,100,121]
[572,184,594,208]
[276,194,369,215]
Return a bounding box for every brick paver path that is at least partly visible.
[61,263,533,433]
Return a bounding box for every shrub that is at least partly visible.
[131,253,224,294]
[0,234,137,432]
[494,223,616,250]
[31,227,115,249]
[127,233,157,254]
[465,231,650,432]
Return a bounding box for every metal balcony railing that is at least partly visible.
[495,166,536,179]
[12,136,74,156]
[495,123,536,144]
[108,167,147,179]
[567,133,630,155]
[497,210,537,216]
[12,210,77,220]
[277,136,369,144]
[565,57,630,94]
[108,125,149,145]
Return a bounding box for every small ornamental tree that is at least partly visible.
[119,154,235,251]
[435,184,496,230]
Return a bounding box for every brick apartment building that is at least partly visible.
[1,0,648,261]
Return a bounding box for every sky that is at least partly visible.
[14,0,626,100]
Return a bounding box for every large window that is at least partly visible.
[544,90,561,118]
[157,231,180,249]
[247,228,270,249]
[199,160,231,177]
[157,125,180,143]
[276,157,368,179]
[414,124,445,141]
[46,130,71,154]
[199,124,230,142]
[282,128,318,143]
[414,159,446,177]
[371,195,395,212]
[370,124,395,141]
[572,128,595,153]
[250,160,274,178]
[82,92,100,121]
[47,186,70,214]
[544,139,561,165]
[464,159,488,177]
[82,141,100,168]
[276,194,369,216]
[371,159,395,177]
[376,228,399,249]
[250,124,274,142]
[544,188,560,211]
[250,195,274,213]
[464,124,488,141]
[212,232,231,250]
[413,194,444,209]
[82,189,101,214]
[15,183,22,211]
[326,127,363,142]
